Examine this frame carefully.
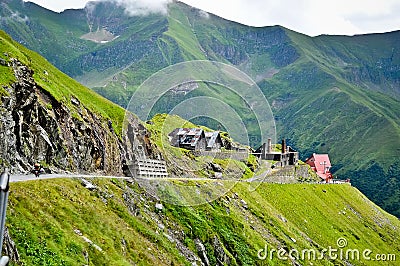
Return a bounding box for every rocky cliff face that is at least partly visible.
[0,57,154,175]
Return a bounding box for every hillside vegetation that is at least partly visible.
[6,178,400,265]
[0,0,398,216]
[0,16,398,266]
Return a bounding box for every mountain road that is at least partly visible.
[9,173,130,183]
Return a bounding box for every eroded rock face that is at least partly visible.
[2,227,19,263]
[0,58,153,175]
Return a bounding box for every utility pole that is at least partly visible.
[0,169,10,265]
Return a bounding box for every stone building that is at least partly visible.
[255,138,299,167]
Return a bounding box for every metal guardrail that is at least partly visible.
[0,169,10,265]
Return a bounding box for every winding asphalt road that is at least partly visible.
[4,160,275,183]
[9,173,233,183]
[9,173,130,183]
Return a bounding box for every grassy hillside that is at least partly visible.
[275,30,400,216]
[1,0,399,218]
[0,12,398,266]
[6,178,399,265]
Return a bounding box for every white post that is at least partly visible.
[0,169,10,265]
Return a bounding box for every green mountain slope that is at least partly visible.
[1,0,400,218]
[0,29,126,134]
[0,24,398,266]
[7,178,400,265]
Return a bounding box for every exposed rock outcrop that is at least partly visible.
[0,58,155,175]
[2,227,19,263]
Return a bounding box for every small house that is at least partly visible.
[169,128,225,151]
[305,153,333,182]
[169,128,207,151]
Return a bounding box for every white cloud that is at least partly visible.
[181,0,400,36]
[198,10,210,19]
[23,0,88,12]
[23,0,400,36]
[111,0,172,16]
[24,0,172,16]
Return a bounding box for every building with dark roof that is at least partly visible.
[169,128,224,151]
[169,128,206,151]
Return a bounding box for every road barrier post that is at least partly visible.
[0,169,10,265]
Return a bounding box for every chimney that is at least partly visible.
[267,138,272,153]
[281,139,286,154]
[262,142,267,158]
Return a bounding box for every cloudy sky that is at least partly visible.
[23,0,400,36]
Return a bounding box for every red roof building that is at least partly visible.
[305,153,333,182]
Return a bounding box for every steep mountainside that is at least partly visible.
[0,30,159,175]
[0,24,399,266]
[0,0,399,218]
[6,177,400,265]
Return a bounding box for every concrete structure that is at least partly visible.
[255,138,299,167]
[128,158,168,178]
[305,153,333,182]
